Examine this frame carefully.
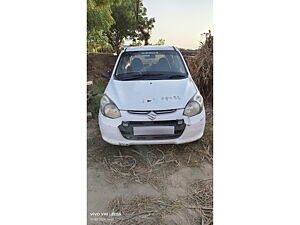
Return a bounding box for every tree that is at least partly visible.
[130,40,143,46]
[87,0,155,53]
[103,0,137,53]
[155,38,165,46]
[103,0,155,52]
[87,0,113,33]
[134,0,155,45]
[87,0,114,52]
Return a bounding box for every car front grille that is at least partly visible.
[118,120,186,140]
[127,109,177,115]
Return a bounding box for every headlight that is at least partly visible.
[103,103,121,118]
[100,94,121,119]
[183,93,204,117]
[100,95,110,108]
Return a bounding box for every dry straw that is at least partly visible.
[107,179,213,225]
[187,31,213,104]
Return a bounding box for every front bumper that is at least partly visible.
[98,109,205,145]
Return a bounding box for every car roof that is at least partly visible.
[124,45,176,52]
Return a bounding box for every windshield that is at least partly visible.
[114,50,188,80]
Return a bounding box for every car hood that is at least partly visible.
[105,78,197,110]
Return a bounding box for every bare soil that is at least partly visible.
[87,106,213,225]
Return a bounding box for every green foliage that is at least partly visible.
[155,38,165,46]
[104,0,137,53]
[130,40,143,46]
[87,82,106,115]
[87,0,155,53]
[87,31,113,52]
[87,0,113,32]
[87,0,114,52]
[134,0,155,45]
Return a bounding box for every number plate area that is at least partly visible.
[133,126,174,136]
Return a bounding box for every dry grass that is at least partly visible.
[187,179,213,225]
[107,179,213,225]
[187,31,213,104]
[100,126,213,191]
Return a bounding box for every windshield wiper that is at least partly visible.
[116,73,187,81]
[141,73,165,76]
[119,74,145,80]
[117,72,164,80]
[167,74,187,79]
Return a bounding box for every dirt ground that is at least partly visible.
[87,105,213,225]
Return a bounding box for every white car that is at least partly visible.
[99,46,205,145]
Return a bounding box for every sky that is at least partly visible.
[142,0,213,49]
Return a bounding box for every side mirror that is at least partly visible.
[101,71,111,79]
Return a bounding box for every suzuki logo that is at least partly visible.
[147,112,157,120]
